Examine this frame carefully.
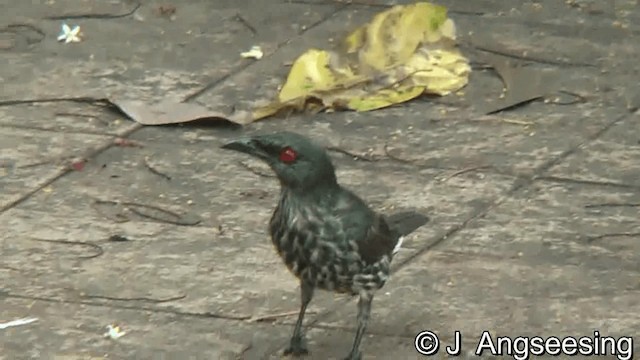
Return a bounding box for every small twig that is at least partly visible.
[326,146,375,162]
[383,141,414,164]
[17,160,54,169]
[1,24,46,44]
[80,294,186,303]
[239,161,275,178]
[545,90,588,106]
[91,200,130,223]
[533,176,640,190]
[114,137,144,148]
[143,156,171,180]
[0,97,109,108]
[124,202,201,226]
[586,232,640,242]
[54,112,94,118]
[585,203,640,209]
[473,116,535,126]
[234,13,257,36]
[6,24,45,37]
[499,118,535,126]
[92,199,200,225]
[485,97,544,115]
[108,235,130,242]
[30,238,104,259]
[469,44,596,68]
[443,165,492,181]
[250,310,316,323]
[43,2,141,20]
[197,312,252,321]
[55,112,111,126]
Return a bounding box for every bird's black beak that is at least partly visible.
[221,137,266,159]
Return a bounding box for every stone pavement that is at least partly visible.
[1,0,639,359]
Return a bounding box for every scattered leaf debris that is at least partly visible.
[252,2,471,121]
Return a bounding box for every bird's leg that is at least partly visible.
[284,281,314,356]
[344,292,373,360]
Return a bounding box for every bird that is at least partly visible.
[221,131,428,360]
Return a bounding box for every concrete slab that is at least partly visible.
[1,0,639,359]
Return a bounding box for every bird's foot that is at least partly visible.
[284,336,309,357]
[343,351,361,360]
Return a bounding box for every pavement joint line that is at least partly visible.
[523,111,634,181]
[0,123,132,137]
[0,123,143,214]
[533,176,640,190]
[2,292,259,322]
[3,291,424,339]
[1,1,350,214]
[392,110,634,273]
[182,2,349,103]
[0,170,70,214]
[264,109,635,357]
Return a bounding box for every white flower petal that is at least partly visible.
[0,317,38,330]
[104,325,126,339]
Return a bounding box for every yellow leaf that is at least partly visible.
[251,2,471,122]
[348,86,425,111]
[252,97,306,122]
[252,102,283,122]
[354,2,448,71]
[278,50,337,103]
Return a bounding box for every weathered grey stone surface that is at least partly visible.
[1,0,638,359]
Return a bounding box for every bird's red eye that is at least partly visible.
[279,147,297,164]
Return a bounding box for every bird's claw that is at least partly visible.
[284,336,309,356]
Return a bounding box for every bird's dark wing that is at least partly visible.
[356,214,399,265]
[341,208,429,265]
[327,190,429,266]
[386,211,429,237]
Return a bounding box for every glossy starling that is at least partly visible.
[222,132,428,360]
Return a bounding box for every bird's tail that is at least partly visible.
[392,236,405,255]
[387,211,429,236]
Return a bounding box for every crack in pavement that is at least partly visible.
[0,124,142,214]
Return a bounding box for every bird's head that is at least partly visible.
[221,131,337,191]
